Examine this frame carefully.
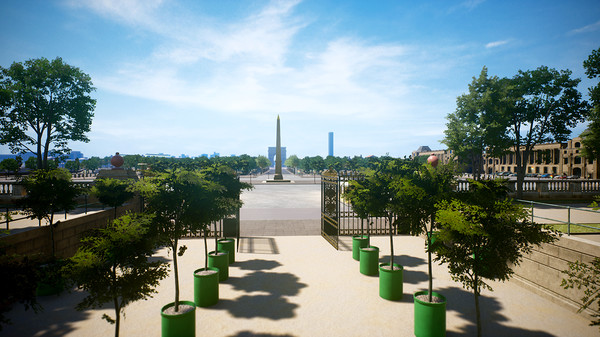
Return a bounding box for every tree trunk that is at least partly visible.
[43,122,52,170]
[173,240,180,312]
[214,221,219,254]
[204,229,209,270]
[427,214,434,303]
[474,275,481,337]
[49,213,55,257]
[389,214,394,268]
[112,266,120,337]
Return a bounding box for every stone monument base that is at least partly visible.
[96,168,138,180]
[265,179,292,183]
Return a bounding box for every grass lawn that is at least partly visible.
[544,223,600,234]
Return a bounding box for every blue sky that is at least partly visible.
[1,0,599,159]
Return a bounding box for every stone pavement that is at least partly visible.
[3,235,598,336]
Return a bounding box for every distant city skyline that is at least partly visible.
[1,1,598,158]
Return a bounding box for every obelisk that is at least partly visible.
[274,115,284,180]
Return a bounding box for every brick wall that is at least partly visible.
[512,235,600,319]
[0,198,141,258]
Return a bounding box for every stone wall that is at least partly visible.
[512,234,600,319]
[0,199,141,258]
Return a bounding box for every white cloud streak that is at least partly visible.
[485,40,510,49]
[569,20,600,35]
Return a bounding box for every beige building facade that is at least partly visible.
[482,137,599,179]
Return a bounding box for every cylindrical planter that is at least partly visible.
[208,250,229,282]
[379,263,403,301]
[217,238,235,264]
[352,235,369,261]
[413,291,446,337]
[193,267,219,307]
[161,300,196,337]
[359,246,379,276]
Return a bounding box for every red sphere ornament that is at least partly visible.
[427,155,439,168]
[111,152,124,168]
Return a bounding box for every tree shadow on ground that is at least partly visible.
[233,259,282,271]
[2,287,92,337]
[228,331,296,337]
[214,294,299,320]
[439,286,556,337]
[209,265,307,320]
[379,254,426,267]
[228,271,307,297]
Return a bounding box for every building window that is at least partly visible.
[564,158,569,164]
[544,167,548,173]
[552,167,557,174]
[575,142,581,148]
[535,167,540,173]
[574,156,582,164]
[488,158,493,165]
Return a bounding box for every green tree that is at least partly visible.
[82,156,101,171]
[311,155,325,173]
[581,47,600,162]
[68,213,168,337]
[122,154,143,169]
[17,169,82,256]
[443,67,510,179]
[502,66,589,197]
[91,178,135,219]
[256,155,270,173]
[140,169,223,313]
[562,257,600,331]
[0,158,19,176]
[435,179,557,337]
[344,159,422,267]
[0,57,96,169]
[24,156,37,170]
[284,155,300,173]
[64,159,80,172]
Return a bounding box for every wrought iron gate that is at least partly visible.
[321,170,389,250]
[321,169,339,249]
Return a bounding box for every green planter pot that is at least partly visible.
[413,291,446,337]
[352,235,369,261]
[379,263,403,301]
[217,238,235,264]
[193,267,219,307]
[161,300,196,337]
[359,246,379,276]
[208,250,229,282]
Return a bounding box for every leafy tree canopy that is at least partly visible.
[0,57,96,169]
[68,213,167,337]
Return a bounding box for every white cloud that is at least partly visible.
[485,40,510,49]
[569,20,600,35]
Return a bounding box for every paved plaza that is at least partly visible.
[2,171,600,336]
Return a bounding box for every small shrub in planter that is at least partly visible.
[67,213,167,337]
[435,179,557,337]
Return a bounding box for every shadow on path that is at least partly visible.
[233,259,282,271]
[208,259,307,320]
[2,287,92,337]
[239,237,279,254]
[438,286,556,337]
[228,331,296,337]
